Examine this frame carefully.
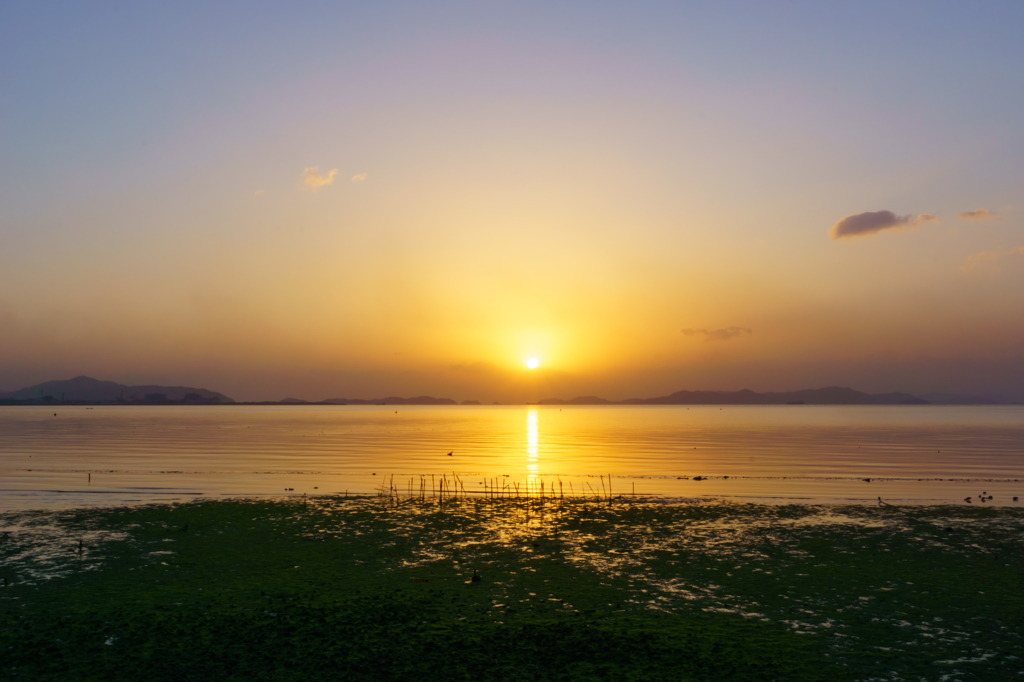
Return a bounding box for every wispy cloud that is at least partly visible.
[960,247,1024,273]
[681,327,753,341]
[351,173,367,182]
[958,208,999,221]
[830,210,937,239]
[253,189,265,196]
[302,167,338,189]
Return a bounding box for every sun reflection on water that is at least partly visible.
[527,409,539,489]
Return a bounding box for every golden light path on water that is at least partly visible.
[1,404,1024,510]
[527,409,539,484]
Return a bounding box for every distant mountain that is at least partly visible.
[539,396,612,405]
[918,392,1010,405]
[543,386,929,406]
[0,376,234,404]
[322,396,457,405]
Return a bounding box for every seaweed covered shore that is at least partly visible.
[1,495,1022,680]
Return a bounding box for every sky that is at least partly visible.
[1,1,1023,402]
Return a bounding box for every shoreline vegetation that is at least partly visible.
[2,376,1017,406]
[2,492,1021,680]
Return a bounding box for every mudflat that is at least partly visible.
[2,496,1021,680]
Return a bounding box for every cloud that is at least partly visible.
[351,173,367,182]
[253,189,265,196]
[830,210,938,239]
[960,247,1024,273]
[681,327,753,341]
[958,208,999,221]
[302,167,338,189]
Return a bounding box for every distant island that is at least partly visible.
[297,397,459,406]
[0,376,1013,406]
[0,376,233,405]
[544,387,913,405]
[540,387,1010,405]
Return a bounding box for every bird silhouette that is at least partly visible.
[447,451,453,456]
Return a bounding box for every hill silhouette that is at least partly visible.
[1,377,1010,406]
[0,376,234,404]
[541,386,929,405]
[321,396,457,405]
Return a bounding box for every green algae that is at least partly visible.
[2,496,1022,680]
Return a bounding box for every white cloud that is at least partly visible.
[958,208,999,221]
[960,247,1024,273]
[302,167,338,189]
[351,173,367,182]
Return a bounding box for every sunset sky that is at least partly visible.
[2,1,1023,402]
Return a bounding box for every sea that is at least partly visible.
[1,404,1023,511]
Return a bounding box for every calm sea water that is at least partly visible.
[2,404,1023,510]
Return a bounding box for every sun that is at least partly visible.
[525,357,540,369]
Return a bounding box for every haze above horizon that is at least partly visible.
[2,1,1023,403]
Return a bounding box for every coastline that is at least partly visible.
[3,496,1021,680]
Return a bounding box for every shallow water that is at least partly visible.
[1,404,1023,510]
